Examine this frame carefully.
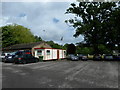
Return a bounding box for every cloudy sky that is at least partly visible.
[1,1,84,45]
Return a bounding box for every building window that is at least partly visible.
[37,50,42,55]
[46,50,50,55]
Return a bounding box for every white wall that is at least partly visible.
[44,49,52,60]
[59,50,62,59]
[35,48,66,60]
[52,49,57,59]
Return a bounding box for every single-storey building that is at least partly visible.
[34,48,66,60]
[3,41,66,60]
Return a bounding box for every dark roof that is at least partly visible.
[3,41,48,50]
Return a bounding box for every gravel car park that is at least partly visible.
[2,59,119,88]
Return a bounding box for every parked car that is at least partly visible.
[104,54,114,60]
[77,54,88,60]
[14,53,39,64]
[113,54,120,60]
[67,54,74,59]
[0,53,5,62]
[67,54,79,61]
[4,54,16,63]
[15,50,31,56]
[71,55,79,61]
[93,54,102,60]
[1,53,12,62]
[101,54,105,59]
[3,52,17,63]
[0,53,5,59]
[87,54,94,60]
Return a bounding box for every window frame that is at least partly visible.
[37,50,42,55]
[46,50,50,55]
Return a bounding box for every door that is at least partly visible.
[57,50,59,60]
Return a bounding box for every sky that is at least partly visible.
[1,1,85,45]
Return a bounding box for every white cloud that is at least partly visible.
[2,2,84,45]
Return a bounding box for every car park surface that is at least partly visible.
[2,59,119,88]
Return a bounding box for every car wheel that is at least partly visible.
[14,62,18,64]
[37,59,39,62]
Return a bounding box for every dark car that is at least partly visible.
[93,54,102,60]
[67,54,74,59]
[114,54,120,60]
[67,54,79,61]
[14,53,39,64]
[15,50,31,56]
[77,54,88,61]
[71,55,79,61]
[104,54,114,60]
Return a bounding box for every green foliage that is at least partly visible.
[63,43,69,50]
[2,24,37,47]
[76,43,112,54]
[46,41,63,49]
[34,35,42,42]
[98,44,112,54]
[67,43,76,54]
[76,47,93,55]
[65,2,120,54]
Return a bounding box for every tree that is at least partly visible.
[67,43,76,54]
[34,35,42,42]
[65,2,120,54]
[76,46,93,55]
[46,41,63,49]
[76,42,94,54]
[2,24,36,47]
[63,43,69,50]
[98,44,112,54]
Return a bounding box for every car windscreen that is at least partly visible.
[15,51,23,55]
[14,54,23,58]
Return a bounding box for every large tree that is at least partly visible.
[2,24,37,47]
[65,2,120,54]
